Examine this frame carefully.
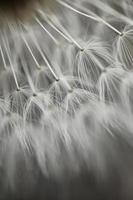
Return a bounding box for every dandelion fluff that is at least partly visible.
[115,26,133,69]
[1,0,133,199]
[75,39,112,86]
[97,64,126,102]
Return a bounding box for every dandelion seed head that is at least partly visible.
[1,0,133,198]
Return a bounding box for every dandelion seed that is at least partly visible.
[23,92,51,124]
[75,39,112,86]
[49,76,72,106]
[98,64,126,102]
[57,0,123,36]
[9,88,30,115]
[63,88,97,116]
[115,26,133,69]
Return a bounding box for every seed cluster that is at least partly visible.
[0,0,133,199]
